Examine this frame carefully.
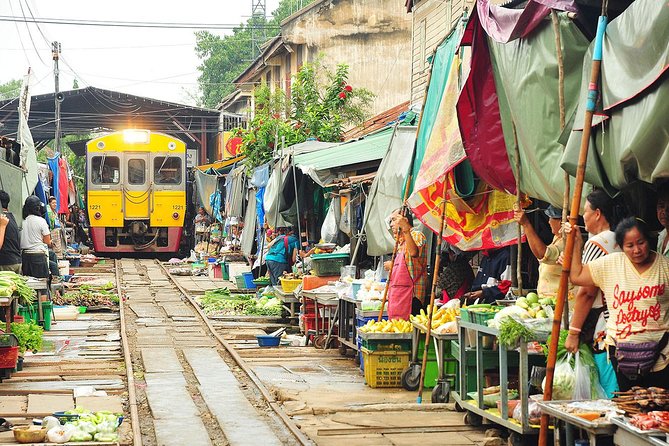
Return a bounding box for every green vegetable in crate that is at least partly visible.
[498,318,535,348]
[10,322,43,354]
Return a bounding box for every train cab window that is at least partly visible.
[128,159,146,185]
[154,157,182,185]
[91,156,120,184]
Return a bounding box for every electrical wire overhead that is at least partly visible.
[0,15,281,30]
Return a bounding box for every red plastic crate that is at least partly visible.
[0,346,19,369]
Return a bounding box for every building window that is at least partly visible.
[296,45,304,69]
[91,156,120,184]
[274,66,281,90]
[285,53,292,96]
[266,70,272,87]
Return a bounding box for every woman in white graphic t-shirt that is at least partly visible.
[567,217,669,391]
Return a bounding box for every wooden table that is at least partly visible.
[0,295,16,332]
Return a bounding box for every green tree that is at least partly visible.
[194,0,316,108]
[0,79,21,100]
[72,79,79,89]
[238,61,374,172]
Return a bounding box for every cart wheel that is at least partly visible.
[508,432,526,446]
[431,381,451,403]
[463,411,483,427]
[313,335,326,349]
[454,401,466,412]
[338,343,348,356]
[400,363,422,391]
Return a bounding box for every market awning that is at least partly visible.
[197,155,245,173]
[293,128,394,186]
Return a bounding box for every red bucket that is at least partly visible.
[0,346,19,369]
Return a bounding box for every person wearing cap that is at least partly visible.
[514,204,574,299]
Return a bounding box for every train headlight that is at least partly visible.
[172,212,180,220]
[94,212,102,220]
[123,129,150,144]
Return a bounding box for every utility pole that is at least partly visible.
[52,41,62,153]
[250,0,267,58]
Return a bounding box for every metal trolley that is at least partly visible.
[401,321,458,403]
[451,319,542,444]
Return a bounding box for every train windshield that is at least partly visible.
[128,159,146,185]
[91,156,120,184]
[154,157,182,185]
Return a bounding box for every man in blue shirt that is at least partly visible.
[265,227,299,286]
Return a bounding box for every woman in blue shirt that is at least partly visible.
[265,227,299,285]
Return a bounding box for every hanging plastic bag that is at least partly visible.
[339,200,352,236]
[573,351,595,400]
[543,353,575,400]
[321,205,338,243]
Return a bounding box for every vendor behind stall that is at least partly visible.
[514,204,575,300]
[265,227,299,285]
[20,196,57,279]
[0,190,21,273]
[567,217,669,391]
[463,247,511,304]
[383,209,427,320]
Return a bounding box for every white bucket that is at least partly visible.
[58,260,70,276]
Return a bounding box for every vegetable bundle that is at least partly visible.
[198,288,283,317]
[0,271,36,305]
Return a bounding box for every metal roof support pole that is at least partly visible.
[291,156,305,275]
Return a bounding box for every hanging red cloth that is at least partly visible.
[57,157,69,215]
[456,8,516,194]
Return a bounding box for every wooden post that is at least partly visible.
[417,178,449,403]
[538,10,608,446]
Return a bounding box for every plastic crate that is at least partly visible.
[362,347,410,388]
[361,337,411,352]
[311,253,349,277]
[234,275,247,289]
[472,307,502,325]
[280,277,302,293]
[242,272,257,289]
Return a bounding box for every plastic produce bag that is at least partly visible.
[543,353,575,400]
[573,351,607,400]
[321,205,338,243]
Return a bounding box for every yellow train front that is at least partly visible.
[86,130,186,254]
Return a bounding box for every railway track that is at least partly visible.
[116,258,309,446]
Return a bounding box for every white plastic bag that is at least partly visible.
[573,351,594,400]
[321,205,338,243]
[543,353,575,400]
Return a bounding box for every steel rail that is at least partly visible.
[155,260,313,446]
[115,259,143,446]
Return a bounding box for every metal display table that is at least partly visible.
[537,401,616,446]
[0,295,17,332]
[401,321,458,402]
[274,286,300,321]
[336,295,358,355]
[452,319,541,439]
[24,277,50,326]
[612,417,669,446]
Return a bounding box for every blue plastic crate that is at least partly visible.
[242,272,257,289]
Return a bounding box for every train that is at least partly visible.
[86,130,188,255]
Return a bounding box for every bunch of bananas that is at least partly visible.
[358,318,412,333]
[410,305,459,329]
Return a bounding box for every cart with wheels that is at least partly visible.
[401,321,458,402]
[301,290,338,349]
[452,319,543,443]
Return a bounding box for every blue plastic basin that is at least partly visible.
[256,335,281,347]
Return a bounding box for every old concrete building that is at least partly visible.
[406,0,474,107]
[221,0,412,120]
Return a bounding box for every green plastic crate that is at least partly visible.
[311,253,349,277]
[361,338,412,352]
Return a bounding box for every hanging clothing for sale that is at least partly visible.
[57,157,69,214]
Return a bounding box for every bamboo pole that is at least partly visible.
[538,9,608,446]
[551,10,570,329]
[417,179,449,403]
[512,124,523,295]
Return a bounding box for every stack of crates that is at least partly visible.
[355,309,386,372]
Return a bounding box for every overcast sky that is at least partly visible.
[0,0,281,107]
